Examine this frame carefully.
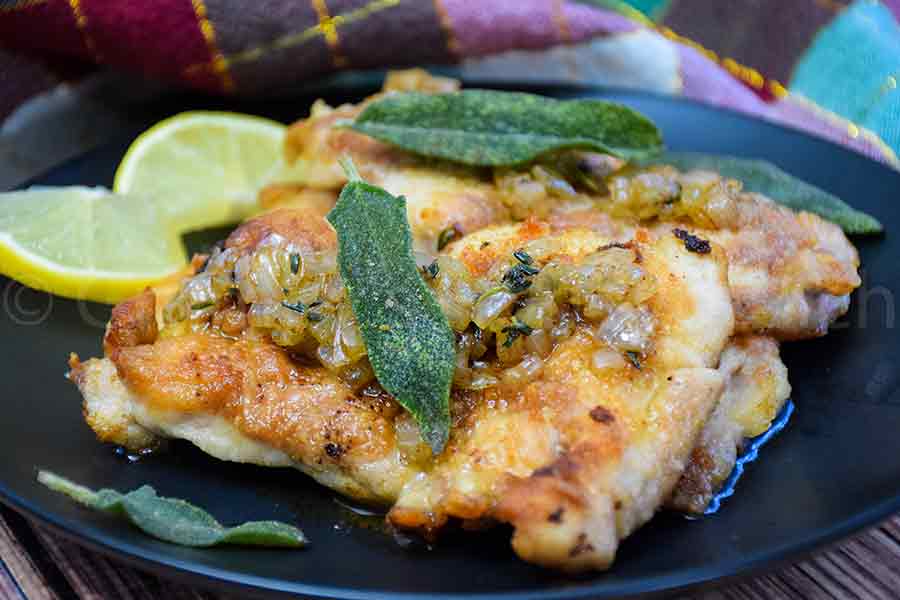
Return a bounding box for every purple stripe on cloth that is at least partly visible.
[767,98,891,165]
[677,44,891,164]
[677,45,770,113]
[562,2,638,39]
[441,0,634,57]
[203,0,319,56]
[336,0,454,69]
[441,1,564,55]
[884,0,900,22]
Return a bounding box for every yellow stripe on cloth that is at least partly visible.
[191,0,235,92]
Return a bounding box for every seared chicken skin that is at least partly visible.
[667,335,790,513]
[273,71,859,340]
[73,216,736,571]
[548,198,859,341]
[277,116,859,341]
[264,74,857,522]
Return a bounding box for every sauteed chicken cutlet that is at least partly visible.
[69,71,862,571]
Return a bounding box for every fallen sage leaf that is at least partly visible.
[38,470,307,548]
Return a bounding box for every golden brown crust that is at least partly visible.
[385,226,734,570]
[76,221,735,570]
[109,334,411,502]
[69,353,159,449]
[225,208,337,254]
[103,288,158,356]
[282,100,509,252]
[492,367,724,571]
[284,103,412,190]
[452,219,550,276]
[284,70,460,190]
[111,335,244,413]
[698,196,860,340]
[381,69,461,94]
[257,184,337,216]
[550,199,860,340]
[668,335,791,513]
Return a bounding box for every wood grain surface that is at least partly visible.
[1,504,898,600]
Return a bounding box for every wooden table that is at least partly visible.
[2,504,899,599]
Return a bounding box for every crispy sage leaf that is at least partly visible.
[37,471,307,548]
[348,90,662,166]
[644,152,882,235]
[327,159,455,454]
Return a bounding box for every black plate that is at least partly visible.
[1,84,899,599]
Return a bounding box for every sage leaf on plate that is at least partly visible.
[347,90,662,166]
[644,152,882,235]
[37,470,307,548]
[328,159,455,454]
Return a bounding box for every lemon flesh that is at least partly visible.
[0,187,186,304]
[114,111,286,233]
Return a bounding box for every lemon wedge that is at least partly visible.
[0,187,186,304]
[114,111,286,233]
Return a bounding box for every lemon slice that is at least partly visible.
[0,187,187,304]
[114,111,286,233]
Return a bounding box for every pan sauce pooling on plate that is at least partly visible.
[69,71,860,572]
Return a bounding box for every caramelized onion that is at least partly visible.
[472,287,517,329]
[164,214,660,390]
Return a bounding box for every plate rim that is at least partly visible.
[5,482,900,600]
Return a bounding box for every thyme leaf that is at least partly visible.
[502,319,534,348]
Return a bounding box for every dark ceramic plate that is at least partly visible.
[1,84,899,599]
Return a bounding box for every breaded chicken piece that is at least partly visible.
[692,196,859,340]
[261,78,843,520]
[276,79,859,340]
[71,217,735,571]
[547,196,859,340]
[277,72,507,252]
[70,71,859,571]
[387,224,733,571]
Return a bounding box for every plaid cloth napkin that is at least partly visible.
[1,0,899,167]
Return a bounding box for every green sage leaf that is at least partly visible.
[347,90,662,166]
[327,163,455,454]
[644,152,882,235]
[37,470,307,548]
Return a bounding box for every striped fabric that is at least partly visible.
[1,1,899,165]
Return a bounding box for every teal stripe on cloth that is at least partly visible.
[622,0,671,20]
[790,0,900,156]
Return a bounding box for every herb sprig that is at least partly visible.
[38,471,307,548]
[502,249,540,293]
[501,319,534,348]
